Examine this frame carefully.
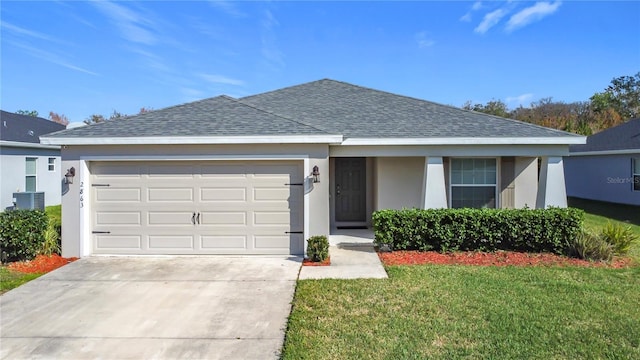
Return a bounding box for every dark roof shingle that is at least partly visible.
[570,118,640,153]
[1,110,66,143]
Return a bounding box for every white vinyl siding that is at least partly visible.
[450,158,497,208]
[25,157,37,192]
[633,158,640,192]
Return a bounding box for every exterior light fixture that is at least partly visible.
[65,167,76,184]
[312,165,320,183]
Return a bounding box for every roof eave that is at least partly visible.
[339,136,587,146]
[569,149,640,156]
[40,135,344,146]
[0,140,61,150]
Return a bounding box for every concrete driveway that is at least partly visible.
[0,256,301,359]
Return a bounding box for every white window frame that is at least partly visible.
[48,157,56,171]
[449,157,498,209]
[25,157,37,192]
[633,158,640,192]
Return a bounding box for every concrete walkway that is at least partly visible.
[298,229,388,280]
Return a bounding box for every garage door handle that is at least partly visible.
[191,212,196,225]
[92,231,111,234]
[196,212,201,224]
[285,231,303,234]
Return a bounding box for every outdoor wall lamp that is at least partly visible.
[65,167,76,184]
[312,165,320,183]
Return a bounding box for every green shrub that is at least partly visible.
[601,222,637,255]
[569,230,614,261]
[0,210,48,263]
[307,235,329,262]
[45,205,62,245]
[372,207,584,254]
[40,219,61,256]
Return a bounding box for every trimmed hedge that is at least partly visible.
[0,209,48,263]
[373,207,584,255]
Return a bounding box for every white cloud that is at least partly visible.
[506,93,534,106]
[199,74,245,86]
[208,0,247,18]
[92,1,158,45]
[460,2,482,22]
[474,8,508,34]
[1,22,55,41]
[506,2,561,32]
[415,31,435,48]
[260,10,284,68]
[7,41,99,76]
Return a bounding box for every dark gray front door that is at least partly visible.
[335,157,366,223]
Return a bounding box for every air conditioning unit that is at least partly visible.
[13,192,45,210]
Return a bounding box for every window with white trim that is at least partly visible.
[450,158,497,208]
[48,157,56,171]
[633,158,640,192]
[25,157,37,192]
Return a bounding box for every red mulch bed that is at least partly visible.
[378,250,633,268]
[302,257,331,266]
[7,254,79,274]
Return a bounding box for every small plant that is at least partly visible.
[40,219,61,256]
[601,222,637,255]
[568,230,613,262]
[307,235,329,262]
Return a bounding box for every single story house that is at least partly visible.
[41,79,585,258]
[564,118,640,205]
[1,110,66,210]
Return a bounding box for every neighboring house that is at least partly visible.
[564,118,640,206]
[41,79,585,258]
[0,110,66,210]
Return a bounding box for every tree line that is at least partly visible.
[462,72,639,135]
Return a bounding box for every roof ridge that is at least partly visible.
[232,96,336,135]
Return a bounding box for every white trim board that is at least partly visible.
[0,140,60,150]
[340,137,585,146]
[41,135,343,145]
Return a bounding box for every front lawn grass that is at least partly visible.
[283,265,640,359]
[0,267,42,295]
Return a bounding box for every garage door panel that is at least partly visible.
[148,187,193,202]
[92,160,303,255]
[253,211,290,225]
[148,235,194,249]
[96,188,141,202]
[254,235,291,250]
[95,212,141,226]
[201,235,246,249]
[148,212,194,226]
[96,235,141,249]
[253,188,290,201]
[200,212,246,225]
[200,188,246,202]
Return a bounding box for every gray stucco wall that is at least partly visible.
[564,153,640,206]
[1,147,62,210]
[60,144,330,257]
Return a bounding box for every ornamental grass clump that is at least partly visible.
[601,222,637,255]
[568,230,613,262]
[306,235,329,262]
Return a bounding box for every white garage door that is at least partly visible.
[90,161,304,255]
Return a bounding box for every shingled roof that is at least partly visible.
[45,95,331,138]
[42,79,583,145]
[242,79,578,139]
[1,110,66,143]
[570,118,640,153]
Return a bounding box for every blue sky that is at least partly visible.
[1,1,639,124]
